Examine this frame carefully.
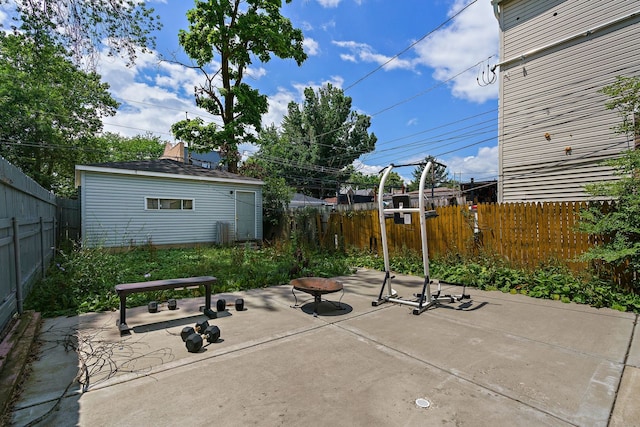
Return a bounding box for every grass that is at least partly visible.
[25,242,354,317]
[346,248,640,313]
[26,244,640,317]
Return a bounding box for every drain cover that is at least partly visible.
[415,398,431,408]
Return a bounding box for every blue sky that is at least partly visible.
[8,0,502,183]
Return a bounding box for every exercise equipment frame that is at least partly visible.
[372,162,470,314]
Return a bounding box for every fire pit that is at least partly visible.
[290,277,345,316]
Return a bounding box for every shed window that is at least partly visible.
[146,198,194,210]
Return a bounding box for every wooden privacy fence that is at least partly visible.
[298,202,596,273]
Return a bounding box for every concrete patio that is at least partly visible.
[9,268,640,426]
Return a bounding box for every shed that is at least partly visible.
[75,159,264,248]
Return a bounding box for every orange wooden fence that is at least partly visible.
[301,202,598,273]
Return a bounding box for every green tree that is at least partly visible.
[240,158,293,233]
[384,171,405,192]
[346,170,378,189]
[95,132,166,162]
[4,0,162,68]
[0,32,118,195]
[578,76,640,291]
[600,75,640,144]
[407,156,448,192]
[171,0,307,174]
[256,83,377,199]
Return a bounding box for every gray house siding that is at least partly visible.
[495,0,640,202]
[78,169,262,248]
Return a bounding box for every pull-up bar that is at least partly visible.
[372,162,470,314]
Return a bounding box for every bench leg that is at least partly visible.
[118,294,130,334]
[203,284,216,319]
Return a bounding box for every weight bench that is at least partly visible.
[115,276,217,335]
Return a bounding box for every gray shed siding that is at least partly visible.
[79,172,262,248]
[496,0,640,202]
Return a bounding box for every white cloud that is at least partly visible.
[317,0,341,7]
[263,88,296,128]
[352,160,383,176]
[321,20,336,31]
[303,37,320,56]
[406,118,418,126]
[340,53,357,62]
[412,0,499,103]
[97,50,216,140]
[332,40,414,71]
[444,145,499,180]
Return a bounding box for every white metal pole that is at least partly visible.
[418,162,432,300]
[378,165,393,296]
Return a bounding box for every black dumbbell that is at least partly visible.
[148,301,158,313]
[181,326,195,342]
[203,325,220,343]
[185,333,203,353]
[195,320,209,334]
[216,298,245,311]
[168,299,178,310]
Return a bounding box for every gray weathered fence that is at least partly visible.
[0,156,77,333]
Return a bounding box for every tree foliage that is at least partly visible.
[94,132,166,162]
[255,83,377,199]
[579,76,640,291]
[0,32,118,195]
[407,155,448,191]
[171,0,307,174]
[240,158,292,228]
[599,75,640,142]
[4,0,162,68]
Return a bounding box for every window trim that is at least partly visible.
[145,197,195,211]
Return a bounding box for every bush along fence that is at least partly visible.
[281,202,625,285]
[0,156,79,333]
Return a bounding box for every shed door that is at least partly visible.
[236,191,256,240]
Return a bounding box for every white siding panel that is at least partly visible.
[81,172,262,247]
[502,0,639,58]
[498,0,640,202]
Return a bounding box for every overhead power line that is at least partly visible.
[343,0,479,92]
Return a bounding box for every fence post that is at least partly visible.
[40,217,45,279]
[12,217,23,314]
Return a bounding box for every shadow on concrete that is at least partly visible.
[131,314,208,334]
[299,301,353,317]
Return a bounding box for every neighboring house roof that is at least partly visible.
[290,193,327,208]
[159,142,185,162]
[407,187,459,198]
[75,159,263,186]
[159,142,222,169]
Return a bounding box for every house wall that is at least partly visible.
[79,172,262,248]
[497,0,640,202]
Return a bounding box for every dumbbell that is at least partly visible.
[183,322,221,352]
[182,325,203,353]
[216,298,245,312]
[148,301,158,313]
[195,320,209,334]
[181,326,196,342]
[149,299,178,313]
[185,333,203,353]
[203,325,220,343]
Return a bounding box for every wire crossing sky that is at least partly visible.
[1,0,502,183]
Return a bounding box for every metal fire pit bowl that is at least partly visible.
[290,277,345,316]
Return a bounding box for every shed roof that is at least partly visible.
[75,159,263,186]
